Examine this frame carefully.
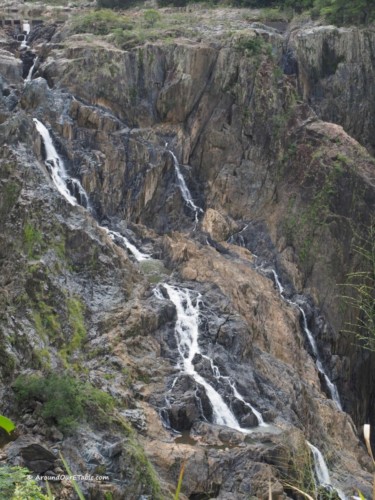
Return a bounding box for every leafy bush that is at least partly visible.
[14,374,114,433]
[314,0,375,24]
[236,36,271,57]
[143,9,161,27]
[0,465,48,500]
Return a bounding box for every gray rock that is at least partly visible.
[121,410,147,432]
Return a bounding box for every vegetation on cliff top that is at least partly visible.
[93,0,375,25]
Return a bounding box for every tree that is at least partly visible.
[314,0,375,25]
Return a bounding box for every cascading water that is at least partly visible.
[227,224,249,246]
[156,284,265,432]
[228,380,265,426]
[307,441,331,486]
[25,56,37,82]
[33,119,84,207]
[33,119,150,262]
[103,228,150,262]
[168,151,202,224]
[20,20,30,48]
[22,21,31,35]
[271,268,342,411]
[163,284,241,430]
[200,352,265,426]
[307,442,347,499]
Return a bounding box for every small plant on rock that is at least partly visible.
[13,374,114,434]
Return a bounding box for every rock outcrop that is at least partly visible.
[0,6,374,499]
[291,25,375,155]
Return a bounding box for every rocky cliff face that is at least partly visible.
[0,6,374,499]
[292,25,375,155]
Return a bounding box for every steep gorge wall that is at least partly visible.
[292,26,375,155]
[36,24,375,425]
[0,13,375,498]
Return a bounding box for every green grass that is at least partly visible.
[23,223,43,259]
[71,9,133,36]
[64,297,86,354]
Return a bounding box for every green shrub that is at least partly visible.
[14,374,114,433]
[0,465,48,499]
[72,10,133,36]
[236,36,269,56]
[143,9,161,27]
[314,0,375,25]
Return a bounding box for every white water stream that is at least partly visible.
[33,119,81,206]
[272,269,342,410]
[103,228,150,262]
[169,151,202,224]
[33,119,149,262]
[307,442,346,499]
[160,284,265,432]
[200,353,266,426]
[20,20,30,48]
[25,56,37,82]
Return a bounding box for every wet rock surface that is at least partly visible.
[0,7,374,499]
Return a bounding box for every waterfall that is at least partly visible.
[271,269,342,411]
[103,228,150,262]
[25,56,37,82]
[22,21,31,35]
[307,442,331,486]
[33,119,84,207]
[163,284,241,430]
[272,269,284,295]
[168,151,202,224]
[200,353,265,426]
[227,224,249,246]
[20,20,30,48]
[228,381,266,426]
[307,442,347,500]
[158,284,264,432]
[33,119,149,262]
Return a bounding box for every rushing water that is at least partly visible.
[307,441,331,485]
[20,20,30,48]
[103,228,150,262]
[168,151,202,224]
[33,119,83,206]
[307,442,346,499]
[163,284,241,429]
[271,269,342,410]
[227,224,249,247]
[25,56,37,82]
[156,284,265,432]
[33,119,149,262]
